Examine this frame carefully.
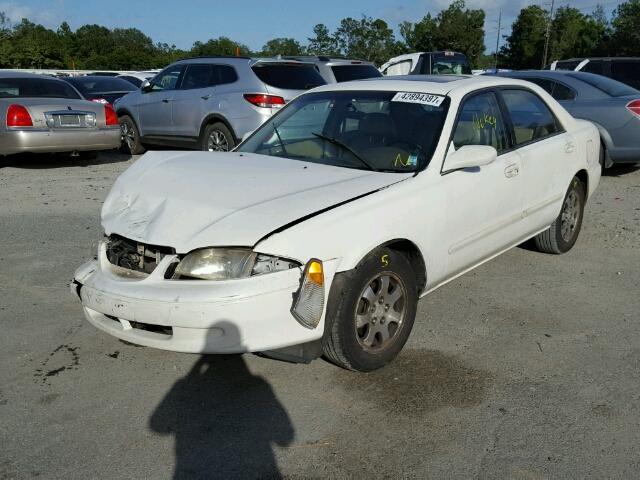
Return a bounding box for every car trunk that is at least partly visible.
[15,98,106,129]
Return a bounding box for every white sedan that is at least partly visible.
[72,75,601,371]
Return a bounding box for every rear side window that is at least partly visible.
[331,65,382,82]
[551,81,576,100]
[251,64,325,90]
[555,60,581,70]
[181,64,238,90]
[611,60,640,89]
[451,92,508,153]
[0,77,81,99]
[568,72,637,97]
[523,77,576,101]
[501,89,561,146]
[581,60,604,75]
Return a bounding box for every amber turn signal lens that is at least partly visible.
[307,260,324,285]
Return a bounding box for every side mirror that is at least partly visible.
[444,145,497,173]
[141,80,152,92]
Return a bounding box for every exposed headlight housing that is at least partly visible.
[173,248,300,280]
[291,259,325,329]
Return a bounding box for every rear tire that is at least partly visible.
[533,176,585,254]
[201,122,235,152]
[119,115,145,155]
[323,248,418,372]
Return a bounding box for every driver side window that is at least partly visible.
[151,65,183,91]
[451,92,508,153]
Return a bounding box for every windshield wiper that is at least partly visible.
[311,132,378,172]
[272,122,287,154]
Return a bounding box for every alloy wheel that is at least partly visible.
[561,190,580,242]
[207,130,229,152]
[354,272,407,352]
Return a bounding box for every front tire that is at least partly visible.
[323,248,418,372]
[534,176,585,254]
[201,122,235,152]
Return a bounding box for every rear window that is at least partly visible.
[429,54,471,75]
[252,64,326,90]
[68,77,137,93]
[0,77,81,99]
[555,60,582,71]
[568,72,638,97]
[331,65,382,82]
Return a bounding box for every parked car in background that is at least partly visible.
[64,76,137,105]
[282,56,382,83]
[73,75,600,371]
[548,57,640,90]
[380,51,471,76]
[0,71,120,156]
[115,56,326,154]
[117,71,159,88]
[492,70,640,167]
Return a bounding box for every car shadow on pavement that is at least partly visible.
[0,151,132,169]
[603,164,640,177]
[149,326,294,479]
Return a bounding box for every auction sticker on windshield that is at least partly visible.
[391,92,445,107]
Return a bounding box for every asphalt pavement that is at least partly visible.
[1,151,639,479]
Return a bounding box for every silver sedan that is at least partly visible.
[0,71,121,156]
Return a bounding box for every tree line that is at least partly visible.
[1,0,639,71]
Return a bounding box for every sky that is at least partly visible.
[1,0,626,54]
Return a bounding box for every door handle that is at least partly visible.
[161,98,171,103]
[504,164,519,178]
[565,141,575,153]
[201,94,212,100]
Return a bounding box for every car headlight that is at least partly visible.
[173,247,299,280]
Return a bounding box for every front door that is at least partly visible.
[138,65,183,137]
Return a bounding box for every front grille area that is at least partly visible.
[106,235,175,275]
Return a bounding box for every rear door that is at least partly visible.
[441,90,527,275]
[499,88,572,233]
[138,64,183,136]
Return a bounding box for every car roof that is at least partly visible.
[310,74,533,96]
[282,56,374,66]
[174,56,316,67]
[0,70,64,80]
[557,57,640,61]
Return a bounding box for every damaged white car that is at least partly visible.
[73,76,601,371]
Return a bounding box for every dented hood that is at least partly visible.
[102,151,410,252]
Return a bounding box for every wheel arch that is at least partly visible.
[198,114,239,144]
[575,169,589,199]
[351,238,428,295]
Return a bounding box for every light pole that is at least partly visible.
[542,0,555,68]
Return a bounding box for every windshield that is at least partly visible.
[331,65,383,82]
[0,77,81,99]
[238,90,449,172]
[251,63,326,90]
[68,77,137,93]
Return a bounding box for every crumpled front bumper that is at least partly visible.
[72,244,337,353]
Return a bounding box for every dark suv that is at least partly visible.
[550,57,640,90]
